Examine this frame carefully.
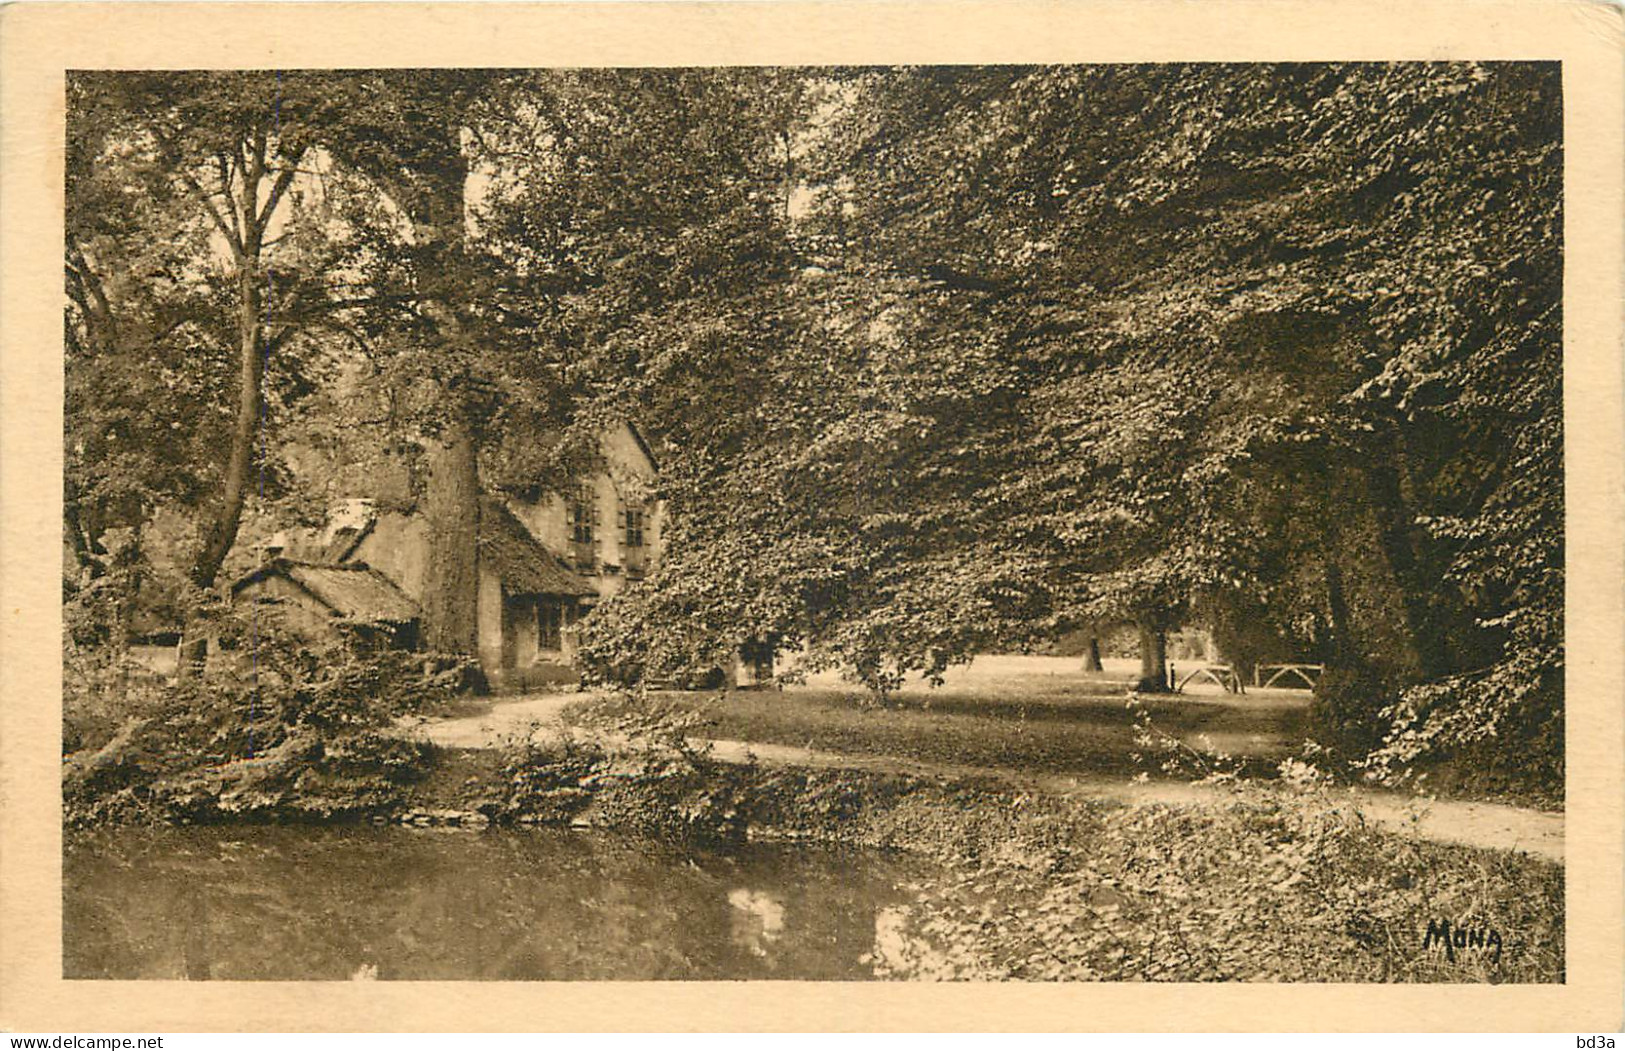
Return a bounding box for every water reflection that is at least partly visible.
[64,825,933,981]
[866,905,940,979]
[727,888,787,964]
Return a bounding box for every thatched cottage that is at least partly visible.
[232,422,663,690]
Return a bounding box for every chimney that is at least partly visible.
[257,530,289,563]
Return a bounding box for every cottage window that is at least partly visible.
[619,498,648,579]
[568,487,600,572]
[569,491,595,544]
[622,506,646,549]
[537,602,564,652]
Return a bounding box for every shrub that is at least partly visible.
[1369,648,1564,804]
[498,692,753,844]
[1310,662,1402,762]
[62,603,466,826]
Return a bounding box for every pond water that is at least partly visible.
[63,825,938,981]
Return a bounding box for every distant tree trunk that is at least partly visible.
[1324,556,1354,667]
[62,477,105,583]
[420,422,481,654]
[1136,616,1170,692]
[1083,635,1104,673]
[190,259,265,592]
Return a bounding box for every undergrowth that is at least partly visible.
[63,605,466,826]
[492,690,1564,983]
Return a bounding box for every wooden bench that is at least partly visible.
[1173,663,1245,694]
[1253,663,1324,690]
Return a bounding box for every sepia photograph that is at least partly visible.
[3,0,1622,1035]
[57,60,1567,984]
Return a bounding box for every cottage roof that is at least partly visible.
[313,499,377,562]
[478,498,596,597]
[232,560,421,623]
[623,420,660,472]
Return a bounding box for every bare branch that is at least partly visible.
[257,157,303,229]
[149,125,244,257]
[214,151,243,247]
[176,166,244,257]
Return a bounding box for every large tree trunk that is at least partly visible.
[420,422,481,654]
[1362,433,1450,679]
[1136,616,1170,692]
[406,109,484,660]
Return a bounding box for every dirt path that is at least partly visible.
[700,738,1564,864]
[399,695,580,748]
[396,693,1564,864]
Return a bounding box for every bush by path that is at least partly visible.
[62,618,464,827]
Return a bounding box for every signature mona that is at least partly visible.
[1422,919,1503,964]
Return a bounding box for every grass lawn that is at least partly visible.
[620,654,1313,780]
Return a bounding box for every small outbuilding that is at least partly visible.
[230,558,422,650]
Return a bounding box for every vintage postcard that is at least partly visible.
[2,0,1621,1033]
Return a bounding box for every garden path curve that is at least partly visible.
[395,693,1564,865]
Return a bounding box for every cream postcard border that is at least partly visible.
[2,0,1621,1033]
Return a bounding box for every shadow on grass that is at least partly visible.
[633,681,1312,781]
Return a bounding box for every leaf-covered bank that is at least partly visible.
[493,733,1563,983]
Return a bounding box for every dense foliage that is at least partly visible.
[66,64,1563,792]
[63,583,464,825]
[579,64,1564,790]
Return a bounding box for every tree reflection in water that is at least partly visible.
[64,825,932,981]
[727,888,787,963]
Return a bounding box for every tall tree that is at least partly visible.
[335,71,487,655]
[66,72,346,632]
[309,70,812,656]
